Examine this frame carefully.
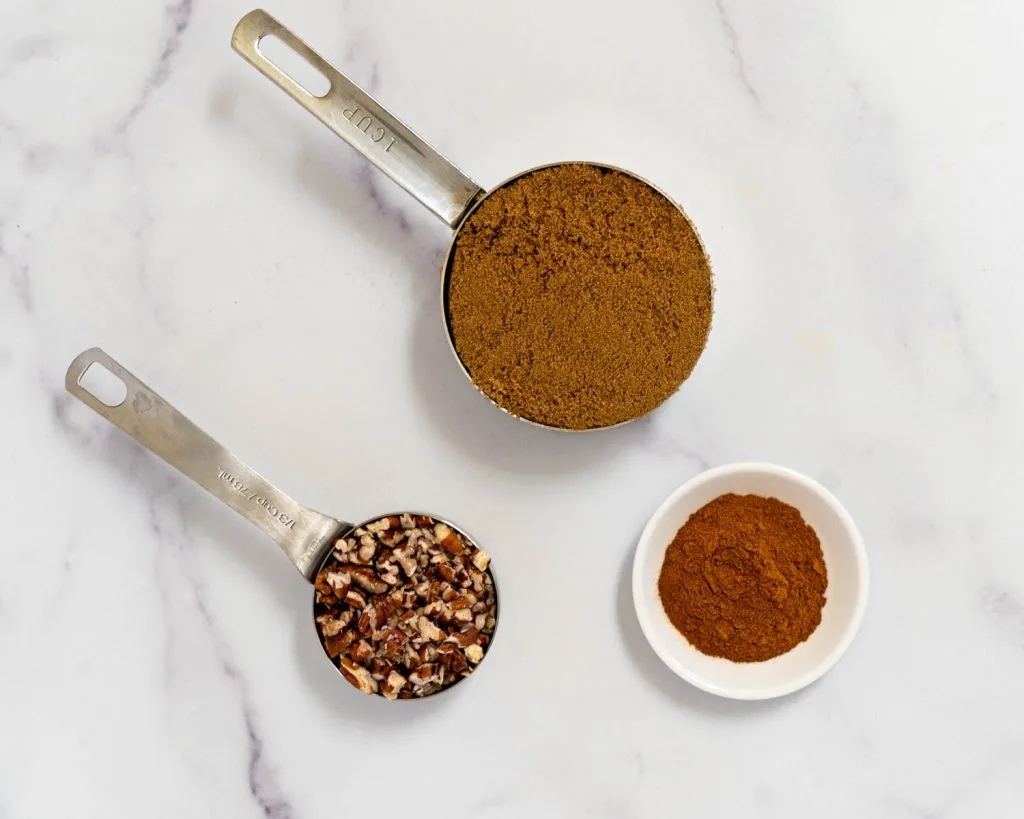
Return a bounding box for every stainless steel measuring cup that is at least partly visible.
[66,348,498,699]
[231,9,712,431]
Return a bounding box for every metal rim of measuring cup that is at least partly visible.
[232,9,714,433]
[64,348,498,700]
[312,512,500,700]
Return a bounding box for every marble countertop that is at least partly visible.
[3,1,1023,816]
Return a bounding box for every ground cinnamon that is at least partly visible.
[447,163,713,429]
[657,494,827,662]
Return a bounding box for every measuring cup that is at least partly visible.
[231,9,712,431]
[66,348,497,699]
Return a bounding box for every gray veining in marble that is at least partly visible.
[2,1,1024,816]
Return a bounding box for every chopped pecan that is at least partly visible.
[448,627,479,648]
[338,657,378,695]
[356,534,377,563]
[434,523,465,555]
[348,566,389,594]
[381,670,406,700]
[313,513,497,698]
[394,548,419,578]
[350,640,374,664]
[316,613,349,637]
[409,664,437,686]
[324,629,356,658]
[441,648,469,674]
[417,616,445,642]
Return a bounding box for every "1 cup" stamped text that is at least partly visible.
[341,105,398,152]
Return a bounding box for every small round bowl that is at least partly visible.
[632,463,868,700]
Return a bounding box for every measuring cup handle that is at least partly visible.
[65,348,346,581]
[232,9,485,229]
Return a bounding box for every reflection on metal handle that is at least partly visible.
[232,8,485,228]
[65,348,346,581]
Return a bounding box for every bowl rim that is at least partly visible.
[631,461,870,700]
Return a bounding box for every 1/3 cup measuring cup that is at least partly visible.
[232,9,713,431]
[66,348,498,699]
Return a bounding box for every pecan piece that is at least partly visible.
[356,534,377,563]
[324,630,356,659]
[417,616,445,642]
[316,613,348,638]
[338,657,378,695]
[448,627,479,648]
[409,664,438,686]
[350,640,374,664]
[434,523,465,555]
[348,566,389,594]
[381,670,407,700]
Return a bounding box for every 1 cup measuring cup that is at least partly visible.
[66,348,498,699]
[232,9,713,432]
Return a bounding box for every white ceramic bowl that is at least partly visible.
[632,463,868,700]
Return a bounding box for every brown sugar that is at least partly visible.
[446,163,713,429]
[657,494,828,662]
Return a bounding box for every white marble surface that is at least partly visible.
[3,0,1024,816]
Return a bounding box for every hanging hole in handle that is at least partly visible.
[78,362,128,407]
[257,34,331,98]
